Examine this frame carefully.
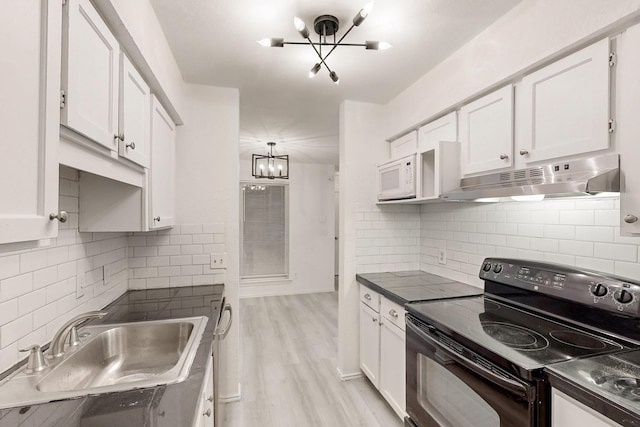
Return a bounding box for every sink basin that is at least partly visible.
[0,316,208,409]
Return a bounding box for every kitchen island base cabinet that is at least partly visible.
[359,285,406,420]
[552,389,622,427]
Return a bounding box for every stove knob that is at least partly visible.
[591,283,608,297]
[482,262,492,272]
[615,289,634,304]
[493,264,503,274]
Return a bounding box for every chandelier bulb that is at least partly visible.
[308,63,321,78]
[353,1,374,26]
[378,41,391,50]
[329,71,340,85]
[293,17,310,38]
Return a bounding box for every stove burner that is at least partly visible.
[549,330,607,350]
[481,321,549,351]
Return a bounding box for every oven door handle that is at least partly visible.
[408,321,534,402]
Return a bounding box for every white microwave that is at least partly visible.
[377,154,416,201]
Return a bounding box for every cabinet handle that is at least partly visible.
[126,141,136,150]
[499,153,509,160]
[364,294,371,300]
[207,395,213,402]
[203,408,212,417]
[624,214,639,224]
[154,216,161,222]
[372,318,376,323]
[519,149,529,156]
[389,309,399,318]
[49,211,68,223]
[114,133,125,142]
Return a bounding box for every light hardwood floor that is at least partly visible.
[222,292,403,427]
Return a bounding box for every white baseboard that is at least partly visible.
[220,383,242,402]
[336,367,363,381]
[239,286,335,298]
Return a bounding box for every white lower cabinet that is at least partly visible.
[359,285,406,419]
[552,388,622,427]
[193,350,214,427]
[359,302,381,388]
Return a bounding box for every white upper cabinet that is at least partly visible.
[616,23,640,235]
[459,85,514,176]
[417,112,457,152]
[390,131,418,159]
[0,1,62,244]
[62,0,119,152]
[517,39,611,166]
[149,97,176,230]
[119,54,151,168]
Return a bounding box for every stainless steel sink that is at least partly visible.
[0,316,208,409]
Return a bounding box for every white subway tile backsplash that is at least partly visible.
[18,289,46,317]
[560,210,594,226]
[419,196,640,287]
[595,210,620,226]
[0,315,32,347]
[1,273,33,302]
[558,240,594,257]
[594,243,637,262]
[543,225,575,240]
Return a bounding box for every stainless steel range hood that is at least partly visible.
[440,153,619,201]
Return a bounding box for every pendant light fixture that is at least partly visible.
[252,142,289,179]
[257,1,390,84]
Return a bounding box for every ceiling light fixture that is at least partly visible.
[257,1,390,84]
[252,142,289,180]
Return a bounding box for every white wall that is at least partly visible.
[0,166,128,373]
[338,100,387,378]
[238,161,335,297]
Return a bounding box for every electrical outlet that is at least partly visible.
[438,249,447,265]
[76,272,85,298]
[211,253,227,269]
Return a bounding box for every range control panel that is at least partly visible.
[480,258,640,317]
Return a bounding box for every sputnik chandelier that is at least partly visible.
[257,2,390,84]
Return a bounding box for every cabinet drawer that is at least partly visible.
[360,285,380,312]
[381,297,405,331]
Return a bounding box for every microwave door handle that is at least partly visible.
[407,321,533,402]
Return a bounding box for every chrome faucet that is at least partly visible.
[49,311,107,358]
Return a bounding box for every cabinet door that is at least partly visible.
[63,0,119,151]
[518,39,610,165]
[119,54,150,167]
[552,389,622,427]
[149,97,176,229]
[615,23,640,235]
[390,131,418,159]
[0,0,61,244]
[418,112,458,153]
[460,85,514,175]
[380,319,406,419]
[359,303,380,388]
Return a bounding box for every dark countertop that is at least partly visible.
[0,285,224,427]
[546,350,640,426]
[356,270,483,305]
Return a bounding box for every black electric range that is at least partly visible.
[404,258,640,427]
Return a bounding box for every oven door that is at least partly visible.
[406,318,538,427]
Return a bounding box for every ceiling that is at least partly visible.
[150,0,522,166]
